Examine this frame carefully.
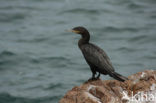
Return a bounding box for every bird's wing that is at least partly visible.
[80,43,115,72]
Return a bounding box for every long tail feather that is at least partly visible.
[109,71,128,82]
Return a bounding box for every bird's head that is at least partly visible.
[67,26,90,43]
[67,26,89,36]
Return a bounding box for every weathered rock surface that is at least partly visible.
[59,70,156,103]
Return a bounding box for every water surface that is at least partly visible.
[0,0,156,103]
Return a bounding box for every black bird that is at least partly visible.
[68,26,128,82]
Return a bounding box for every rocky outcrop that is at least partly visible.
[59,70,156,103]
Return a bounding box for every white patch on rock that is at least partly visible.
[150,84,156,91]
[141,72,146,78]
[121,91,130,101]
[132,79,139,85]
[109,97,116,103]
[85,92,102,103]
[87,85,96,91]
[130,75,139,83]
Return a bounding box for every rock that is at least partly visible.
[59,70,156,103]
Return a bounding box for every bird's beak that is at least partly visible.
[66,29,80,34]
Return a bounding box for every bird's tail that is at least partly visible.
[109,71,128,82]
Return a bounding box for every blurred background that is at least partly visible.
[0,0,156,103]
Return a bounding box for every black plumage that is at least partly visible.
[70,26,128,82]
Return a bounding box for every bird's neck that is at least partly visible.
[78,32,90,47]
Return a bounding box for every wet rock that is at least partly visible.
[59,70,156,103]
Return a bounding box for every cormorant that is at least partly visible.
[68,26,128,82]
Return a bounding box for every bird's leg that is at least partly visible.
[88,73,96,81]
[88,68,96,81]
[96,72,100,79]
[92,72,96,79]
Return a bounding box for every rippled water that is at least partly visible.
[0,0,156,103]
